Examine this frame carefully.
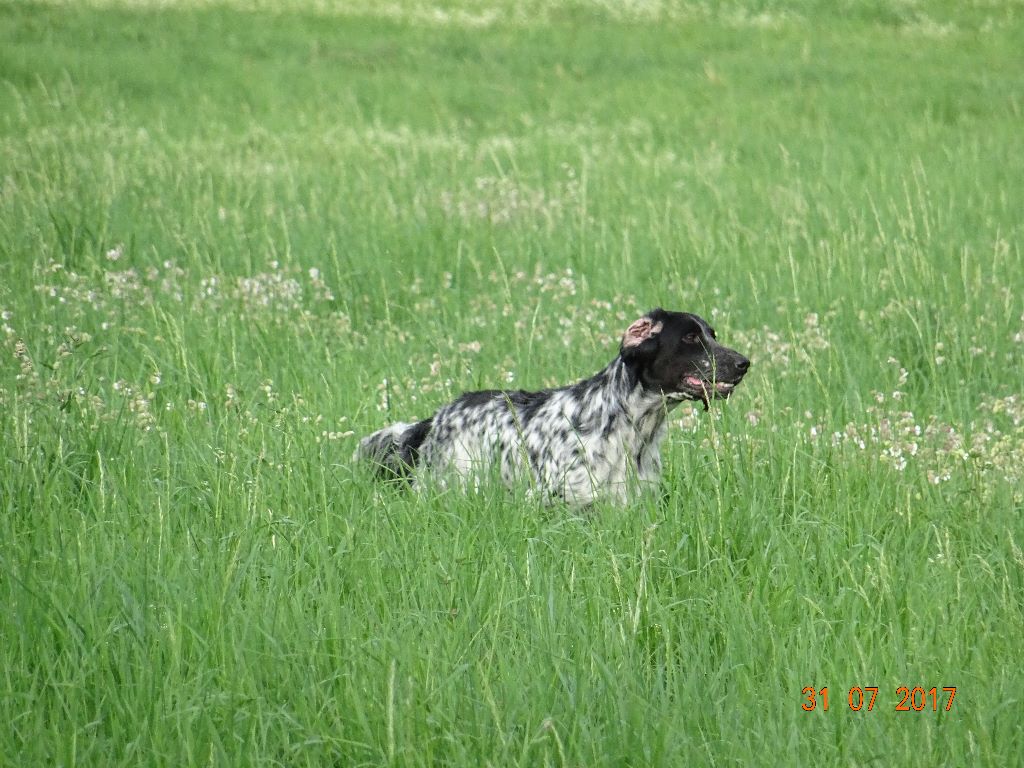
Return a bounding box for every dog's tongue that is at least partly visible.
[682,375,711,410]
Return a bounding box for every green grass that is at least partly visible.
[2,0,1023,764]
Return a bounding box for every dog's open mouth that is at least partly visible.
[680,374,741,405]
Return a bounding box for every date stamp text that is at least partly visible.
[801,686,957,712]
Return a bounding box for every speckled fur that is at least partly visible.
[356,309,750,505]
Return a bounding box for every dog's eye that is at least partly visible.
[682,332,701,344]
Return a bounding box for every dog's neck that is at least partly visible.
[580,356,678,445]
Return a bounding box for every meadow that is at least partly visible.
[1,0,1023,764]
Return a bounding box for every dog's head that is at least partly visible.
[620,308,750,407]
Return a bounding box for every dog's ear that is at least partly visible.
[621,315,664,350]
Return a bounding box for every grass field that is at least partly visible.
[2,0,1023,764]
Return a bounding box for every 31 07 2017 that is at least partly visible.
[801,686,957,712]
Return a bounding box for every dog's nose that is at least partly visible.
[735,355,751,372]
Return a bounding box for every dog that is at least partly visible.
[356,308,750,504]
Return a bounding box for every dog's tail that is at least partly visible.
[354,417,433,479]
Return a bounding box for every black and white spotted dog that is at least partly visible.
[356,308,750,504]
